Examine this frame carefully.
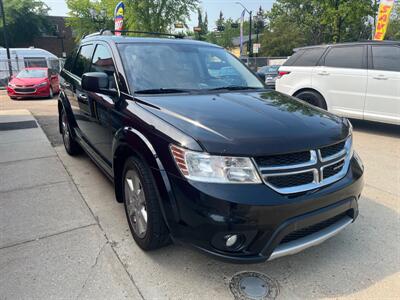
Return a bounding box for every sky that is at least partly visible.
[44,0,276,28]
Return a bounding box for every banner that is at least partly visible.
[374,0,395,40]
[239,9,246,57]
[114,1,125,36]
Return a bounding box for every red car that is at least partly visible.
[7,67,60,99]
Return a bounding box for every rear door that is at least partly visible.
[365,45,400,124]
[84,43,119,164]
[276,48,325,95]
[313,45,367,118]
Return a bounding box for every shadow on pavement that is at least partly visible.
[351,119,399,138]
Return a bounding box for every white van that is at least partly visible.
[276,41,400,125]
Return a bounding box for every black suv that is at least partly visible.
[58,31,364,263]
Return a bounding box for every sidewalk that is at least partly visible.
[0,110,142,299]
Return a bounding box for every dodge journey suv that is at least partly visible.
[58,30,364,263]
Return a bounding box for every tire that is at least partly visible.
[123,156,170,251]
[295,90,327,110]
[61,108,81,155]
[48,87,54,99]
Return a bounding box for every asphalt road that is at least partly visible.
[1,94,399,299]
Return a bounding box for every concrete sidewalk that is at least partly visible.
[0,110,142,299]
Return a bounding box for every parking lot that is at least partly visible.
[0,94,399,299]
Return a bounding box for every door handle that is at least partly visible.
[317,71,330,76]
[373,75,388,80]
[77,93,88,103]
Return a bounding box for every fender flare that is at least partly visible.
[58,91,78,134]
[112,127,180,227]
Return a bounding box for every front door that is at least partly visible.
[69,43,95,142]
[365,45,400,125]
[84,43,119,165]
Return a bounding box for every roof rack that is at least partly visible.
[83,29,184,39]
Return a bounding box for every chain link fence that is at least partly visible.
[0,58,63,89]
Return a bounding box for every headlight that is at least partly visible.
[36,82,48,87]
[170,145,262,184]
[8,82,16,88]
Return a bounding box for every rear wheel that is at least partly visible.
[295,90,327,110]
[61,109,81,155]
[123,156,170,250]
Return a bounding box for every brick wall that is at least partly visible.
[33,16,75,58]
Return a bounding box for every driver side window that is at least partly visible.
[91,44,117,89]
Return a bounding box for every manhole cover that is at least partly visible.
[229,271,279,300]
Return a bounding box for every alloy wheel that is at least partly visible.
[61,112,71,150]
[124,169,148,238]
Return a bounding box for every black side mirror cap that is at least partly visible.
[82,72,109,92]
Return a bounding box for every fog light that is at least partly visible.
[225,234,238,247]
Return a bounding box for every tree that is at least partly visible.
[261,0,375,56]
[195,7,208,40]
[66,0,199,38]
[66,0,114,41]
[386,4,400,40]
[123,0,199,32]
[0,0,50,47]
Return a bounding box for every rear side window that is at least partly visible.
[284,48,325,67]
[324,46,364,69]
[73,44,94,77]
[283,50,305,66]
[372,46,400,72]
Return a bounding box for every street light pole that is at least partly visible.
[0,0,13,77]
[236,2,253,57]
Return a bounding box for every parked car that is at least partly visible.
[257,65,280,89]
[7,67,60,99]
[276,41,400,125]
[58,31,364,263]
[0,48,60,88]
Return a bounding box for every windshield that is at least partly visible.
[17,69,47,78]
[117,43,264,93]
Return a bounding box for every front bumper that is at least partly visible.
[7,86,50,98]
[166,156,364,263]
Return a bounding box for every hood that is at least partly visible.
[136,91,349,156]
[10,77,47,86]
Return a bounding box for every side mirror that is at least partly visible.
[256,72,266,82]
[82,72,109,92]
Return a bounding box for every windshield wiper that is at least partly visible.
[208,86,261,91]
[135,88,191,94]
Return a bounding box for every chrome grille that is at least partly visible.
[254,137,352,194]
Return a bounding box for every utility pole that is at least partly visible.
[0,0,13,77]
[249,10,253,57]
[236,2,253,57]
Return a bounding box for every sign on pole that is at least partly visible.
[253,43,261,54]
[374,0,395,40]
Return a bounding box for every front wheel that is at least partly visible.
[295,90,327,110]
[123,156,170,250]
[61,109,81,155]
[48,87,54,99]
